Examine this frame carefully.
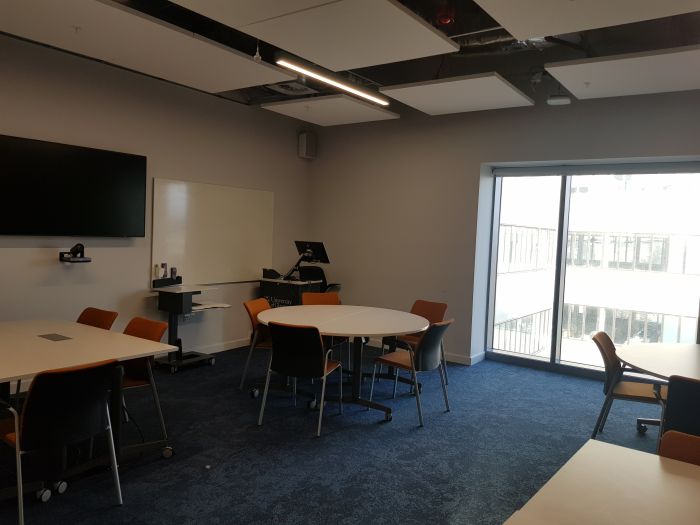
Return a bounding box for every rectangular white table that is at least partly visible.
[0,319,176,383]
[0,319,177,496]
[504,439,700,524]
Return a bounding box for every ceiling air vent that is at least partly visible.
[265,81,319,96]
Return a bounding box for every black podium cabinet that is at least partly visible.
[260,278,322,307]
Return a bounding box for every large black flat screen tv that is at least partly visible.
[0,134,146,237]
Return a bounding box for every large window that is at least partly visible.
[489,169,700,368]
[491,177,560,359]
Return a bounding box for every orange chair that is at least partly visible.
[240,298,273,391]
[659,430,700,466]
[370,320,453,427]
[76,307,118,330]
[122,317,171,456]
[381,300,449,384]
[301,292,341,305]
[591,332,666,439]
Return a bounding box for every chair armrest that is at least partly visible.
[325,283,341,292]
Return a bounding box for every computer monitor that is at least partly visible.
[294,241,330,264]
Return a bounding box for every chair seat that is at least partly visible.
[122,376,150,389]
[254,337,273,349]
[324,359,341,376]
[613,381,667,402]
[0,418,15,446]
[374,350,412,371]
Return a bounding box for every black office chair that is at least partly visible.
[0,360,123,525]
[257,322,343,437]
[661,375,700,437]
[298,265,340,292]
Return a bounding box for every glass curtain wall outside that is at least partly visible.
[490,170,700,369]
[491,176,561,360]
[561,173,700,366]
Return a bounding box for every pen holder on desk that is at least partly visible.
[152,276,183,288]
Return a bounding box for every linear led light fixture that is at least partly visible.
[276,59,389,106]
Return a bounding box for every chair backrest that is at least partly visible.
[122,317,168,380]
[414,319,453,372]
[19,360,118,451]
[244,298,271,332]
[124,317,168,342]
[663,375,700,436]
[76,307,118,330]
[659,430,700,466]
[591,332,622,394]
[410,300,448,324]
[302,292,341,306]
[299,265,327,290]
[268,322,326,378]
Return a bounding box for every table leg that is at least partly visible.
[349,336,392,419]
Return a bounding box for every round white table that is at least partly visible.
[257,305,429,417]
[616,343,700,381]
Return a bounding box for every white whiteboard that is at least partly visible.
[152,178,274,284]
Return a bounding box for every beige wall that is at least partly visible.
[3,34,700,363]
[0,35,313,352]
[308,90,700,363]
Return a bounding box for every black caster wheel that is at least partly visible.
[249,388,260,399]
[384,412,393,422]
[308,399,317,410]
[53,481,68,495]
[209,357,216,366]
[637,423,648,434]
[162,446,174,459]
[36,488,51,503]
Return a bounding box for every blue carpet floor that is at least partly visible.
[0,348,663,524]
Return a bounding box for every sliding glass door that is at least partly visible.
[489,167,700,369]
[491,176,561,361]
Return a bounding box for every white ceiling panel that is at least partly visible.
[0,0,294,93]
[475,0,700,40]
[241,0,459,71]
[261,95,399,126]
[546,45,700,100]
[381,73,533,115]
[170,0,334,28]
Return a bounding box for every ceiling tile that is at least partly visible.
[169,0,334,28]
[0,0,294,93]
[475,0,700,40]
[546,44,700,99]
[241,0,459,71]
[261,95,399,126]
[381,73,534,115]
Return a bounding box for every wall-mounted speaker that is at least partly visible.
[298,131,317,160]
